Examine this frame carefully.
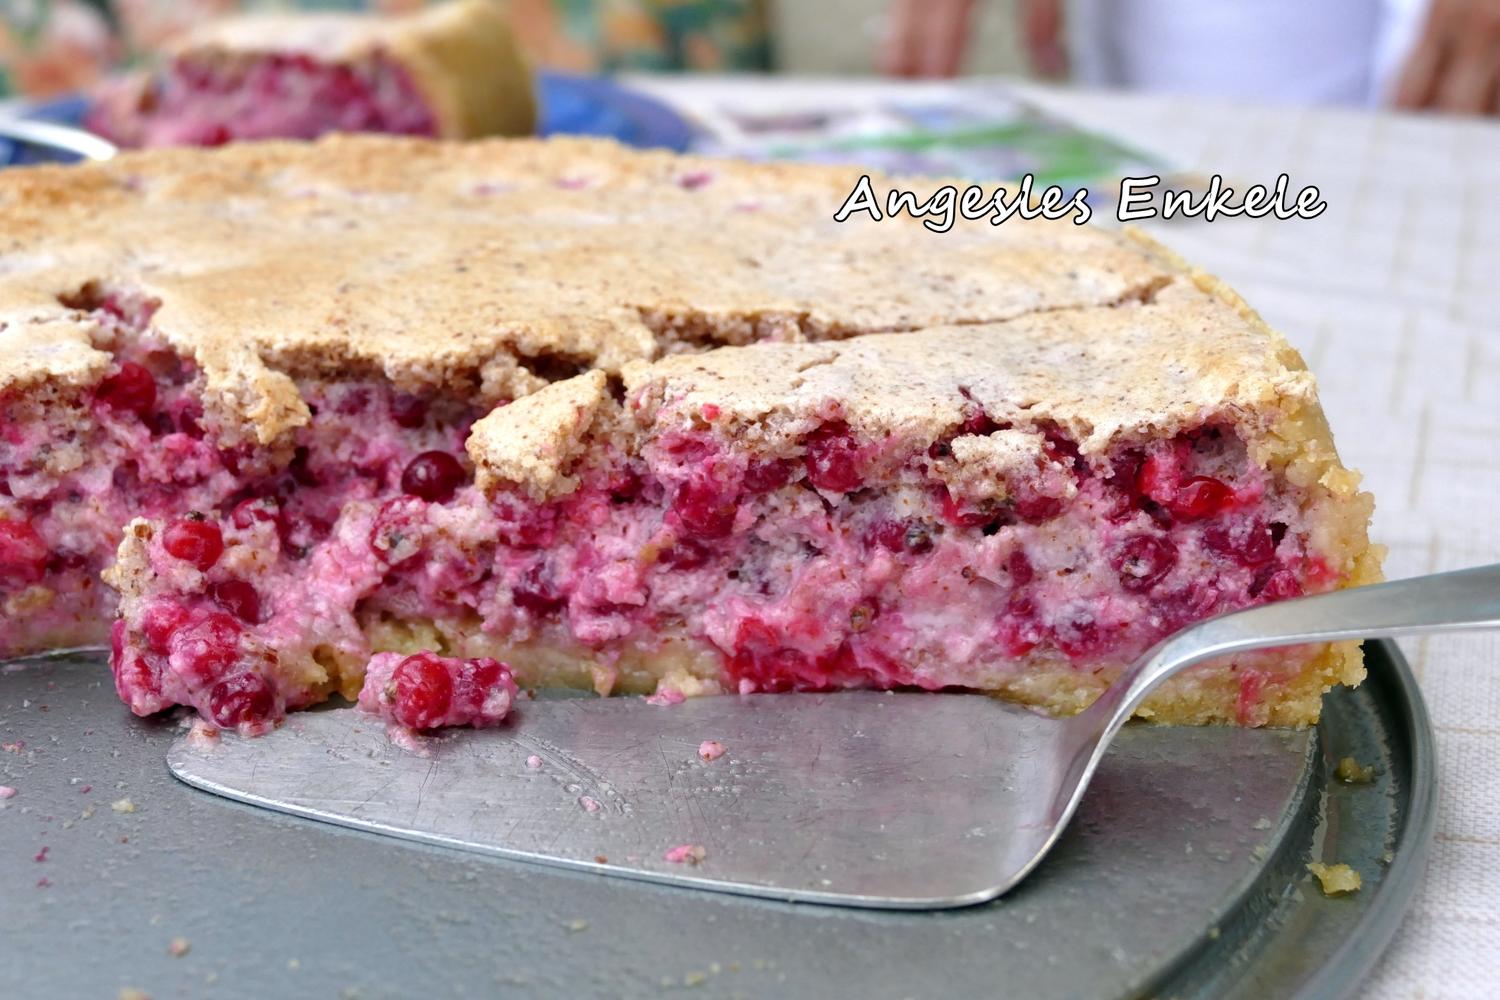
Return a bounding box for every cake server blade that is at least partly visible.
[168,688,1312,909]
[169,566,1500,909]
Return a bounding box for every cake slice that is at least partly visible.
[85,0,535,148]
[0,136,1377,732]
[102,278,1377,732]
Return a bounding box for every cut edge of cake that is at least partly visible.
[96,272,1379,731]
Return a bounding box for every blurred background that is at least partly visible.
[0,0,1492,115]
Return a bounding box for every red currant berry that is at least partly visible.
[208,579,263,623]
[390,652,454,730]
[401,451,465,503]
[162,516,224,571]
[804,423,863,494]
[141,601,191,653]
[208,673,275,729]
[673,478,737,539]
[0,519,47,585]
[1111,535,1178,593]
[95,362,157,418]
[389,392,428,428]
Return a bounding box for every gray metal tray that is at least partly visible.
[0,640,1433,1000]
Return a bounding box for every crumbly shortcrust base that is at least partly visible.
[359,614,1366,728]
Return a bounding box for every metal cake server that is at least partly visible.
[169,564,1500,909]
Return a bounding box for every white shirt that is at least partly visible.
[1068,0,1429,106]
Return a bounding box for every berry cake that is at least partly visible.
[0,136,1378,734]
[86,0,535,149]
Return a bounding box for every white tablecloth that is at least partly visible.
[635,76,1500,999]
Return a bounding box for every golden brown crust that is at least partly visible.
[353,611,1358,726]
[471,369,612,500]
[0,134,1178,444]
[473,276,1340,498]
[171,0,537,138]
[623,279,1315,455]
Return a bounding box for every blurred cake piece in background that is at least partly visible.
[85,0,535,148]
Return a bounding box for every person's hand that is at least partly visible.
[878,0,979,78]
[1019,0,1067,79]
[1393,0,1500,115]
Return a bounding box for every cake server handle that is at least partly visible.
[1088,562,1500,744]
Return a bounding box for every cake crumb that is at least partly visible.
[566,919,589,933]
[1336,756,1375,784]
[697,740,725,761]
[111,798,137,813]
[1251,816,1272,830]
[1307,862,1362,895]
[579,796,601,813]
[590,664,618,697]
[664,844,706,865]
[525,755,543,770]
[119,989,151,1000]
[645,688,686,707]
[0,786,16,799]
[684,970,708,987]
[169,937,191,958]
[1207,927,1220,940]
[186,720,221,749]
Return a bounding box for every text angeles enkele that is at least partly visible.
[833,173,1093,232]
[834,172,1326,232]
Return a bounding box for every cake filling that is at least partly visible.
[0,286,484,659]
[100,371,1334,733]
[87,52,437,149]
